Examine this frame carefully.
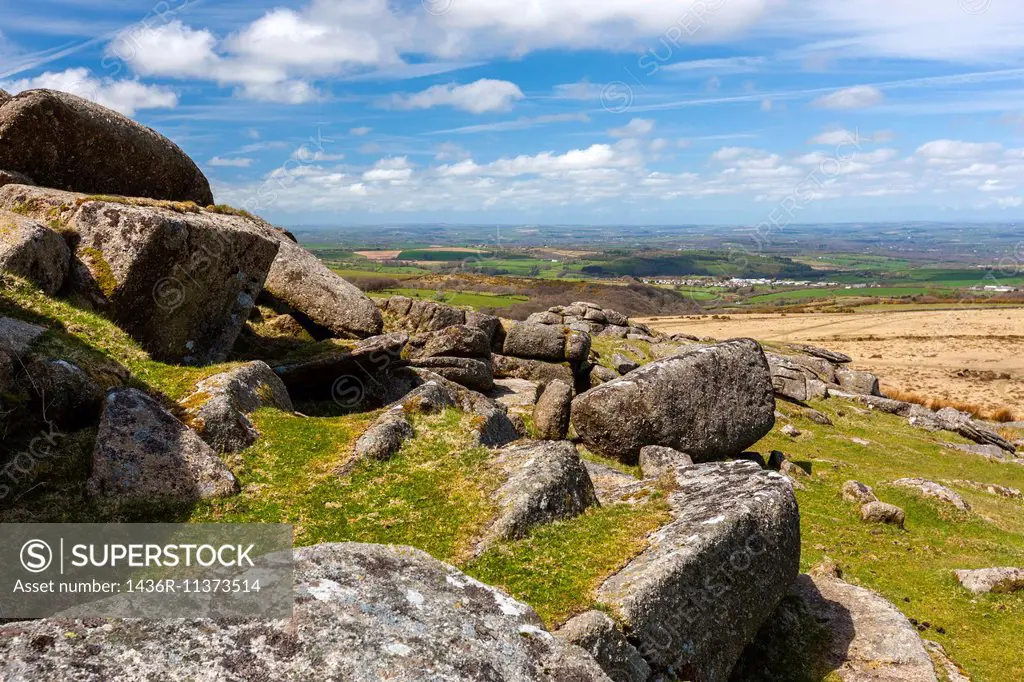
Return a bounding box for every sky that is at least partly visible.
[2,0,1024,226]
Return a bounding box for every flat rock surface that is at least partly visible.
[597,460,800,680]
[0,543,611,681]
[0,209,70,295]
[891,478,971,511]
[954,567,1024,594]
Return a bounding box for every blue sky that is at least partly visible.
[3,0,1024,226]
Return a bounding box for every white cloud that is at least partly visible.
[916,140,1002,161]
[208,156,255,168]
[710,146,759,162]
[812,85,884,110]
[363,157,413,182]
[662,56,765,74]
[552,80,604,100]
[236,80,320,104]
[760,98,773,112]
[109,21,218,79]
[432,113,590,135]
[350,126,372,136]
[389,79,524,113]
[609,118,655,138]
[2,67,177,116]
[808,129,859,145]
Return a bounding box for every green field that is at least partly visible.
[745,286,941,303]
[368,288,530,308]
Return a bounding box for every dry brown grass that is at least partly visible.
[882,384,1017,422]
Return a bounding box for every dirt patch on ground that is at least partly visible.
[642,307,1024,415]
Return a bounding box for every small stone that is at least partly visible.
[954,567,1024,594]
[781,424,801,437]
[860,501,906,528]
[842,480,878,505]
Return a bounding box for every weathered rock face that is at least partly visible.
[557,610,651,682]
[181,362,293,453]
[87,388,239,501]
[0,543,611,682]
[533,380,573,440]
[492,353,575,387]
[410,356,494,392]
[571,340,776,464]
[612,353,639,375]
[0,169,34,188]
[861,501,906,527]
[638,445,693,479]
[0,210,70,295]
[263,236,382,339]
[481,441,598,548]
[503,321,570,362]
[836,368,882,396]
[788,344,852,365]
[404,325,491,360]
[954,567,1024,594]
[596,461,800,680]
[0,89,214,204]
[489,378,542,409]
[0,186,280,364]
[766,353,809,402]
[378,295,465,333]
[892,478,971,511]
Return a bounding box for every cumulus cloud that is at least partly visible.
[2,67,177,116]
[812,85,884,110]
[808,129,860,145]
[609,118,655,138]
[916,139,1002,161]
[363,157,414,182]
[389,79,524,113]
[109,21,218,79]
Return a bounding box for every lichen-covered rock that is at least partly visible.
[181,361,293,453]
[492,353,575,386]
[0,186,279,364]
[788,344,852,365]
[836,368,882,396]
[589,365,620,386]
[638,445,693,479]
[571,339,776,464]
[465,310,501,346]
[354,413,415,461]
[842,480,878,504]
[533,379,573,440]
[860,501,906,527]
[557,610,651,682]
[0,89,214,204]
[19,359,103,428]
[954,567,1024,594]
[0,209,70,295]
[892,478,971,511]
[87,388,238,501]
[0,543,611,682]
[481,441,598,548]
[596,461,800,680]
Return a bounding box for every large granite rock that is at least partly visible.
[404,325,494,391]
[892,478,971,511]
[533,379,573,440]
[378,295,465,333]
[354,413,416,462]
[0,185,279,364]
[0,543,611,681]
[263,236,382,339]
[0,316,46,356]
[409,356,494,392]
[571,339,776,464]
[181,361,293,453]
[503,321,572,362]
[0,209,70,295]
[481,441,598,548]
[638,445,693,479]
[87,388,239,501]
[0,89,213,204]
[836,368,882,396]
[766,353,809,402]
[19,359,103,428]
[596,461,800,680]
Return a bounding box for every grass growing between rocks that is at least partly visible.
[761,399,1024,682]
[466,500,672,626]
[0,275,240,400]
